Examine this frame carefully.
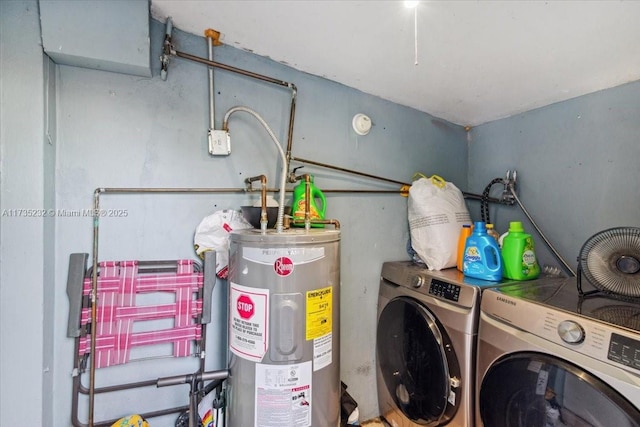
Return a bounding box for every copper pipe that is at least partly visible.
[290,218,340,230]
[304,174,311,229]
[245,175,268,231]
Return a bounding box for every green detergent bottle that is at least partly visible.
[501,221,540,280]
[291,175,326,228]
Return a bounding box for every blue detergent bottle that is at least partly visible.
[463,221,503,281]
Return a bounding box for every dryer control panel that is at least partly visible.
[609,333,640,372]
[482,289,640,376]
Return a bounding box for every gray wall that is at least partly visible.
[1,3,467,425]
[0,2,53,426]
[468,81,640,274]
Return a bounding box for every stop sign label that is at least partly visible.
[237,294,255,319]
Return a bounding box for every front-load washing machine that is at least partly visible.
[476,278,640,427]
[376,260,515,427]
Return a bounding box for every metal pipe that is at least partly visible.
[206,32,215,131]
[160,17,173,81]
[223,106,288,232]
[509,186,576,277]
[97,187,248,194]
[291,156,506,204]
[304,174,311,230]
[88,189,101,426]
[463,192,504,204]
[94,186,409,195]
[291,218,341,230]
[175,45,298,161]
[85,182,400,425]
[175,50,291,87]
[166,20,505,209]
[291,156,408,186]
[245,175,268,232]
[169,40,297,182]
[285,83,297,162]
[92,185,504,198]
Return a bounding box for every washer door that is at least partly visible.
[377,297,460,425]
[479,352,640,427]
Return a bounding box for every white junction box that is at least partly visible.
[209,130,231,156]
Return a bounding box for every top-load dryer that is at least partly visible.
[376,260,517,427]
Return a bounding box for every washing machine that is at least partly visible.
[376,260,516,427]
[476,278,640,427]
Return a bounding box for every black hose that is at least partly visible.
[481,178,505,224]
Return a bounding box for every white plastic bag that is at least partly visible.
[408,174,471,270]
[194,209,253,279]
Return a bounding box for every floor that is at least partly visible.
[361,418,387,426]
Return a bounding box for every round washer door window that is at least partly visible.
[479,352,640,427]
[377,297,460,425]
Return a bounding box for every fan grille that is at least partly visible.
[579,227,640,298]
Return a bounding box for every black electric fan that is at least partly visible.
[577,227,640,300]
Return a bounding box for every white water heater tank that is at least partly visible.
[226,228,341,427]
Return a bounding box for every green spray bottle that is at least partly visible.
[291,175,326,228]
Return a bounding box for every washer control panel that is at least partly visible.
[428,279,461,302]
[381,261,480,309]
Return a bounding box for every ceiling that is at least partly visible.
[150,1,640,127]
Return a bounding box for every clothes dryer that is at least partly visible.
[476,278,640,427]
[376,261,514,427]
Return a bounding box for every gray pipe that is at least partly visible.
[207,35,215,130]
[160,17,173,81]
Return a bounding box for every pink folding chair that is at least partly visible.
[67,252,226,427]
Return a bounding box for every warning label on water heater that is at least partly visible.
[306,286,332,340]
[229,283,269,362]
[255,361,312,427]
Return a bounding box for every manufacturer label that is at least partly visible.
[255,361,312,427]
[274,256,294,277]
